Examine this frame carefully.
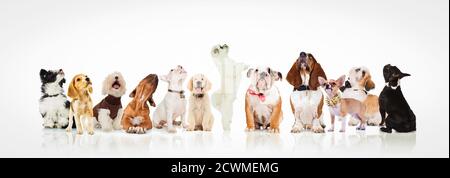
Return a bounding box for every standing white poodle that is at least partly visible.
[93,72,127,131]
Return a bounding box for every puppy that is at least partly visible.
[122,74,158,134]
[245,67,283,133]
[286,52,327,133]
[153,65,188,133]
[186,74,214,131]
[93,72,126,132]
[379,64,416,133]
[211,44,249,130]
[39,69,70,128]
[66,74,95,135]
[340,67,381,130]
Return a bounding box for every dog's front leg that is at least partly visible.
[328,112,336,132]
[245,97,255,132]
[167,112,176,133]
[43,113,55,128]
[202,112,214,132]
[340,116,347,132]
[268,100,282,133]
[113,109,123,130]
[66,109,74,132]
[98,109,113,132]
[186,110,196,131]
[291,109,303,133]
[87,116,95,135]
[181,111,188,129]
[74,114,83,135]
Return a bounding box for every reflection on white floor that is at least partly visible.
[40,126,416,157]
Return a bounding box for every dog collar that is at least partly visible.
[192,93,204,98]
[293,85,310,91]
[386,82,400,90]
[340,80,368,94]
[168,89,185,99]
[42,93,61,98]
[326,93,341,107]
[247,88,265,102]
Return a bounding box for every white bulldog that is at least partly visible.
[153,65,188,133]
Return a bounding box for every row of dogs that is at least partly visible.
[39,45,416,135]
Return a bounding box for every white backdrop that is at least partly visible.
[0,0,448,157]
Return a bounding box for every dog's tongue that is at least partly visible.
[113,84,120,89]
[195,87,202,93]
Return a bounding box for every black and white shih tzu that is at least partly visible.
[39,69,71,128]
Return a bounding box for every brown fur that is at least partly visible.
[121,74,158,133]
[66,74,94,135]
[286,53,327,90]
[245,94,283,133]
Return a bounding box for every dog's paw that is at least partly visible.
[339,129,346,132]
[88,131,94,135]
[76,130,83,135]
[126,127,136,134]
[291,126,303,133]
[102,126,113,132]
[204,128,211,132]
[269,128,280,133]
[356,126,366,131]
[136,127,146,134]
[186,127,195,131]
[66,127,72,132]
[328,128,334,132]
[168,127,177,133]
[312,125,324,133]
[245,127,255,132]
[380,127,392,133]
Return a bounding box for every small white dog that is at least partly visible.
[153,65,188,133]
[211,44,249,130]
[186,74,214,131]
[93,72,127,132]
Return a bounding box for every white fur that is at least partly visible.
[290,90,323,133]
[96,72,126,131]
[211,44,249,130]
[39,75,69,128]
[341,67,370,102]
[153,65,188,133]
[248,86,281,126]
[39,95,69,128]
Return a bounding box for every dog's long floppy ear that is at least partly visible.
[187,77,193,92]
[286,60,301,87]
[129,88,136,98]
[246,68,254,78]
[363,74,375,91]
[67,78,79,99]
[88,85,93,94]
[39,69,47,82]
[205,77,212,91]
[309,60,327,90]
[102,76,109,95]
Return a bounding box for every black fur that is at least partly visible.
[379,64,415,133]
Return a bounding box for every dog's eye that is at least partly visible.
[201,78,204,81]
[76,78,81,82]
[255,69,258,72]
[170,69,174,72]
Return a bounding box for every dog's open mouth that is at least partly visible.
[112,81,121,89]
[194,87,203,93]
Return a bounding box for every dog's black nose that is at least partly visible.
[115,76,118,80]
[300,52,307,57]
[86,77,90,82]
